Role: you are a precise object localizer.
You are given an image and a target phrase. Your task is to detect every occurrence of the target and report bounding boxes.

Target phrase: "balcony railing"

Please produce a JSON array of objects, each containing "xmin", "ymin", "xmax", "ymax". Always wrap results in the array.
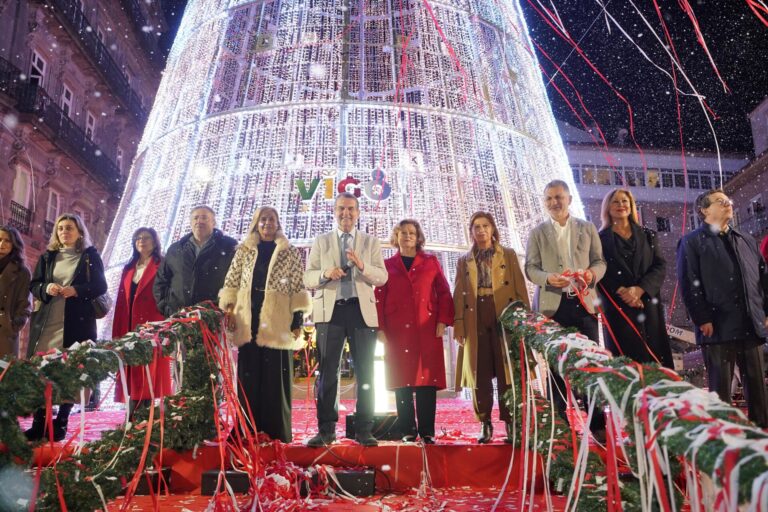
[
  {"xmin": 0, "ymin": 56, "xmax": 124, "ymax": 196},
  {"xmin": 9, "ymin": 201, "xmax": 33, "ymax": 235},
  {"xmin": 118, "ymin": 0, "xmax": 163, "ymax": 64},
  {"xmin": 737, "ymin": 211, "xmax": 768, "ymax": 239},
  {"xmin": 46, "ymin": 0, "xmax": 148, "ymax": 123}
]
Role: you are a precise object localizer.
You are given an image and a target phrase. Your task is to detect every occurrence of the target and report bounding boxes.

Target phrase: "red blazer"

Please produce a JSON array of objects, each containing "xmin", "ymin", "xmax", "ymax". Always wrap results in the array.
[
  {"xmin": 113, "ymin": 258, "xmax": 170, "ymax": 401},
  {"xmin": 375, "ymin": 252, "xmax": 454, "ymax": 390}
]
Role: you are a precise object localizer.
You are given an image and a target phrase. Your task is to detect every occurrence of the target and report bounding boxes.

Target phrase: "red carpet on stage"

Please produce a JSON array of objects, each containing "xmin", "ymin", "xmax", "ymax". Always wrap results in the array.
[{"xmin": 21, "ymin": 398, "xmax": 569, "ymax": 510}]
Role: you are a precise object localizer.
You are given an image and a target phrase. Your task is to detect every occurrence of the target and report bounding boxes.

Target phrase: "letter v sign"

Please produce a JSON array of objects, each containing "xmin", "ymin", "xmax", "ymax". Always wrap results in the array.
[{"xmin": 296, "ymin": 177, "xmax": 321, "ymax": 200}]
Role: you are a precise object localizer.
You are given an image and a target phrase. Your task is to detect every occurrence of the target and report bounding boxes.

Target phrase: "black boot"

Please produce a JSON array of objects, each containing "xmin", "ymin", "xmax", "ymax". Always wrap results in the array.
[
  {"xmin": 53, "ymin": 404, "xmax": 73, "ymax": 442},
  {"xmin": 24, "ymin": 409, "xmax": 47, "ymax": 441},
  {"xmin": 477, "ymin": 421, "xmax": 493, "ymax": 444}
]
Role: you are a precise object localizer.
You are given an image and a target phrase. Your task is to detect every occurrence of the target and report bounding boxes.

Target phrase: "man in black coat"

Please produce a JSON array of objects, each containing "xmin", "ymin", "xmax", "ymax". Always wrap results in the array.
[
  {"xmin": 153, "ymin": 206, "xmax": 237, "ymax": 317},
  {"xmin": 677, "ymin": 188, "xmax": 768, "ymax": 427}
]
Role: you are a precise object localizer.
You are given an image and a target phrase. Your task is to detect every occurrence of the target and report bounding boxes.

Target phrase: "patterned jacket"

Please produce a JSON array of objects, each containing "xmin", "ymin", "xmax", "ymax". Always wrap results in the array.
[{"xmin": 219, "ymin": 226, "xmax": 311, "ymax": 349}]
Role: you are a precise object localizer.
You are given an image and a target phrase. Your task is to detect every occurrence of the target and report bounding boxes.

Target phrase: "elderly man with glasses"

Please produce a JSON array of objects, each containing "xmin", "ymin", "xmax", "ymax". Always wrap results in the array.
[{"xmin": 677, "ymin": 188, "xmax": 768, "ymax": 427}]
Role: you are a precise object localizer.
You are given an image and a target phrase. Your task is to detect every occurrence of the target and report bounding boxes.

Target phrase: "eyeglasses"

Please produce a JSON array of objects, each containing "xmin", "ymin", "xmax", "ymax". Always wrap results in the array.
[
  {"xmin": 135, "ymin": 235, "xmax": 154, "ymax": 242},
  {"xmin": 713, "ymin": 198, "xmax": 734, "ymax": 207}
]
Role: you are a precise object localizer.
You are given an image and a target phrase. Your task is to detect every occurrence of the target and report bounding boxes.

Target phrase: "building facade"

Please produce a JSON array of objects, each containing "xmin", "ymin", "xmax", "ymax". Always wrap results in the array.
[
  {"xmin": 561, "ymin": 121, "xmax": 749, "ymax": 336},
  {"xmin": 727, "ymin": 97, "xmax": 768, "ymax": 242},
  {"xmin": 0, "ymin": 0, "xmax": 167, "ymax": 267}
]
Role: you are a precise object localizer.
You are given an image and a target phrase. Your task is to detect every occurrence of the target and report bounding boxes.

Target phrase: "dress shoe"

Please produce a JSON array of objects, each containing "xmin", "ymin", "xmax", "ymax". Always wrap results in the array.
[
  {"xmin": 504, "ymin": 421, "xmax": 515, "ymax": 444},
  {"xmin": 355, "ymin": 432, "xmax": 379, "ymax": 447},
  {"xmin": 306, "ymin": 432, "xmax": 336, "ymax": 447},
  {"xmin": 421, "ymin": 436, "xmax": 436, "ymax": 444},
  {"xmin": 401, "ymin": 434, "xmax": 417, "ymax": 443},
  {"xmin": 477, "ymin": 421, "xmax": 493, "ymax": 444}
]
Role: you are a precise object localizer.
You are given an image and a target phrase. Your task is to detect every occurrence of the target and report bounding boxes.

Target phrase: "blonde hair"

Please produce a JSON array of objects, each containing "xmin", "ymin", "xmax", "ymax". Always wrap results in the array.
[
  {"xmin": 600, "ymin": 188, "xmax": 640, "ymax": 230},
  {"xmin": 47, "ymin": 213, "xmax": 93, "ymax": 251},
  {"xmin": 390, "ymin": 219, "xmax": 426, "ymax": 251}
]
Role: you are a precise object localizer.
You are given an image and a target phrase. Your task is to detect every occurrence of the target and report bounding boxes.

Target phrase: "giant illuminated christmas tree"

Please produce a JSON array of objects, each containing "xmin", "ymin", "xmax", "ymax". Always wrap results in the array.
[{"xmin": 101, "ymin": 0, "xmax": 583, "ymax": 291}]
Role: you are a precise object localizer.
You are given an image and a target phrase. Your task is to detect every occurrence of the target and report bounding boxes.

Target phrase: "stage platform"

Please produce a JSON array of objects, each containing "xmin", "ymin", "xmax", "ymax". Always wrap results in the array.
[{"xmin": 22, "ymin": 398, "xmax": 572, "ymax": 510}]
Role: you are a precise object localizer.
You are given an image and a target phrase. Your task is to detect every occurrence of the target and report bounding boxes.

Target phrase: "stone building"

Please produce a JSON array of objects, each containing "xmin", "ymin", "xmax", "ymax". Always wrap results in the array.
[
  {"xmin": 726, "ymin": 97, "xmax": 768, "ymax": 242},
  {"xmin": 560, "ymin": 121, "xmax": 749, "ymax": 339},
  {"xmin": 0, "ymin": 0, "xmax": 168, "ymax": 266}
]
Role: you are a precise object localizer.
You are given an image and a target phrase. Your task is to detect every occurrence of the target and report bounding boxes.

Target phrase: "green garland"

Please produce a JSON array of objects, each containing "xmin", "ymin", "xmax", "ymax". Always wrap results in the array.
[
  {"xmin": 500, "ymin": 302, "xmax": 767, "ymax": 509},
  {"xmin": 0, "ymin": 302, "xmax": 223, "ymax": 511}
]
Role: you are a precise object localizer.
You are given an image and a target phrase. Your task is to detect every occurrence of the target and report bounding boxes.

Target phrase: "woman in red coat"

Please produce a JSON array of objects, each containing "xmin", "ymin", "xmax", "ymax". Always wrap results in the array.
[
  {"xmin": 375, "ymin": 219, "xmax": 454, "ymax": 443},
  {"xmin": 113, "ymin": 227, "xmax": 170, "ymax": 417}
]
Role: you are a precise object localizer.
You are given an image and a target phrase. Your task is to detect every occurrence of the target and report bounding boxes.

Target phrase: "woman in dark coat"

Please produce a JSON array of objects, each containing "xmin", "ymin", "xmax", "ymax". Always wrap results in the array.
[
  {"xmin": 219, "ymin": 206, "xmax": 311, "ymax": 443},
  {"xmin": 0, "ymin": 225, "xmax": 31, "ymax": 358},
  {"xmin": 375, "ymin": 219, "xmax": 454, "ymax": 444},
  {"xmin": 112, "ymin": 228, "xmax": 170, "ymax": 417},
  {"xmin": 26, "ymin": 213, "xmax": 107, "ymax": 441},
  {"xmin": 597, "ymin": 188, "xmax": 673, "ymax": 368}
]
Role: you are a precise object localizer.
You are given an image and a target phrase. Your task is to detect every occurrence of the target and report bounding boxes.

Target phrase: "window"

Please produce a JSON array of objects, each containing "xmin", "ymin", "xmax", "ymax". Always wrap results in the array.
[
  {"xmin": 647, "ymin": 170, "xmax": 660, "ymax": 188},
  {"xmin": 700, "ymin": 174, "xmax": 712, "ymax": 190},
  {"xmin": 61, "ymin": 84, "xmax": 74, "ymax": 117},
  {"xmin": 688, "ymin": 173, "xmax": 700, "ymax": 189},
  {"xmin": 571, "ymin": 166, "xmax": 580, "ymax": 184},
  {"xmin": 612, "ymin": 169, "xmax": 624, "ymax": 186},
  {"xmin": 625, "ymin": 170, "xmax": 645, "ymax": 187},
  {"xmin": 47, "ymin": 190, "xmax": 60, "ymax": 222},
  {"xmin": 582, "ymin": 166, "xmax": 611, "ymax": 186},
  {"xmin": 116, "ymin": 147, "xmax": 124, "ymax": 172},
  {"xmin": 86, "ymin": 111, "xmax": 96, "ymax": 140},
  {"xmin": 687, "ymin": 212, "xmax": 700, "ymax": 231},
  {"xmin": 661, "ymin": 172, "xmax": 674, "ymax": 188},
  {"xmin": 656, "ymin": 216, "xmax": 671, "ymax": 233},
  {"xmin": 30, "ymin": 50, "xmax": 46, "ymax": 87},
  {"xmin": 12, "ymin": 167, "xmax": 31, "ymax": 207},
  {"xmin": 674, "ymin": 170, "xmax": 686, "ymax": 188}
]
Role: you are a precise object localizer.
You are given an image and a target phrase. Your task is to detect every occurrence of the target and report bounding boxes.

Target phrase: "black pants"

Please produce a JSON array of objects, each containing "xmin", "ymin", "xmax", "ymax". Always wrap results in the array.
[
  {"xmin": 473, "ymin": 295, "xmax": 511, "ymax": 423},
  {"xmin": 550, "ymin": 294, "xmax": 604, "ymax": 430},
  {"xmin": 702, "ymin": 342, "xmax": 768, "ymax": 427},
  {"xmin": 395, "ymin": 386, "xmax": 437, "ymax": 438},
  {"xmin": 237, "ymin": 343, "xmax": 293, "ymax": 443},
  {"xmin": 315, "ymin": 300, "xmax": 377, "ymax": 435}
]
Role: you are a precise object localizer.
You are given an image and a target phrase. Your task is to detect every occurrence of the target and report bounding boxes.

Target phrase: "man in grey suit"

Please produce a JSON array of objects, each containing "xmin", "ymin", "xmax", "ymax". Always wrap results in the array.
[
  {"xmin": 304, "ymin": 192, "xmax": 388, "ymax": 447},
  {"xmin": 525, "ymin": 180, "xmax": 607, "ymax": 431}
]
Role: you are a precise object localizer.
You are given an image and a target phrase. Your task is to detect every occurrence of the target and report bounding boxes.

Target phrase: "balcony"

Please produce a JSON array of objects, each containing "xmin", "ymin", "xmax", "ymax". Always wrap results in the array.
[
  {"xmin": 44, "ymin": 220, "xmax": 55, "ymax": 238},
  {"xmin": 737, "ymin": 211, "xmax": 768, "ymax": 239},
  {"xmin": 9, "ymin": 201, "xmax": 33, "ymax": 235},
  {"xmin": 118, "ymin": 0, "xmax": 163, "ymax": 65},
  {"xmin": 0, "ymin": 57, "xmax": 124, "ymax": 196},
  {"xmin": 45, "ymin": 0, "xmax": 148, "ymax": 123}
]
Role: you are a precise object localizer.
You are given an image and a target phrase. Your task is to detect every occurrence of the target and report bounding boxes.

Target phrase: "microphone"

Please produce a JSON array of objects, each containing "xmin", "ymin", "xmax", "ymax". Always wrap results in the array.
[{"xmin": 320, "ymin": 263, "xmax": 353, "ymax": 285}]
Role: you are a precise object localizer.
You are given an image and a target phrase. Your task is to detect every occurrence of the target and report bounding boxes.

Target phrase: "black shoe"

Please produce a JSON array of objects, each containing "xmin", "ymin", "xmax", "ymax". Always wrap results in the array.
[
  {"xmin": 402, "ymin": 434, "xmax": 417, "ymax": 443},
  {"xmin": 504, "ymin": 422, "xmax": 514, "ymax": 444},
  {"xmin": 355, "ymin": 432, "xmax": 379, "ymax": 447},
  {"xmin": 24, "ymin": 409, "xmax": 47, "ymax": 441},
  {"xmin": 477, "ymin": 422, "xmax": 493, "ymax": 444},
  {"xmin": 306, "ymin": 432, "xmax": 336, "ymax": 447},
  {"xmin": 421, "ymin": 436, "xmax": 435, "ymax": 444}
]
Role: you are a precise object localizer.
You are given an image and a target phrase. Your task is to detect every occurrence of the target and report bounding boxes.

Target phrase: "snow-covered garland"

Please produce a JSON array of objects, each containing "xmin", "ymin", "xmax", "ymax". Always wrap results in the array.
[
  {"xmin": 499, "ymin": 302, "xmax": 768, "ymax": 511},
  {"xmin": 0, "ymin": 303, "xmax": 337, "ymax": 512}
]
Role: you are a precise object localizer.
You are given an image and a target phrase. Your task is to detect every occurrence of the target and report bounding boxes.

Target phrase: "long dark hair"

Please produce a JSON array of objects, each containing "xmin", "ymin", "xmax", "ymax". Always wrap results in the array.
[
  {"xmin": 0, "ymin": 225, "xmax": 28, "ymax": 271},
  {"xmin": 126, "ymin": 227, "xmax": 162, "ymax": 269}
]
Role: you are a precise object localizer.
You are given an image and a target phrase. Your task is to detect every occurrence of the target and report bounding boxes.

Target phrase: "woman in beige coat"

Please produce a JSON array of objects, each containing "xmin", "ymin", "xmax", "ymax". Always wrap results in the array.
[
  {"xmin": 219, "ymin": 207, "xmax": 311, "ymax": 443},
  {"xmin": 453, "ymin": 212, "xmax": 529, "ymax": 443},
  {"xmin": 0, "ymin": 225, "xmax": 31, "ymax": 358}
]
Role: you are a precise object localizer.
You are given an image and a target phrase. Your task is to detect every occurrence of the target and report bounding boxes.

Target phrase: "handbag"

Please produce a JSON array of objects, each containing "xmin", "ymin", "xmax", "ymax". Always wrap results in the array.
[{"xmin": 85, "ymin": 253, "xmax": 112, "ymax": 319}]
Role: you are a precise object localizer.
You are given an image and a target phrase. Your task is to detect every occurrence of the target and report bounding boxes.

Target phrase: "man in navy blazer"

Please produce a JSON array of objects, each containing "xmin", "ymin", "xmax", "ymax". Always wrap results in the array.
[
  {"xmin": 304, "ymin": 193, "xmax": 388, "ymax": 446},
  {"xmin": 677, "ymin": 188, "xmax": 768, "ymax": 427}
]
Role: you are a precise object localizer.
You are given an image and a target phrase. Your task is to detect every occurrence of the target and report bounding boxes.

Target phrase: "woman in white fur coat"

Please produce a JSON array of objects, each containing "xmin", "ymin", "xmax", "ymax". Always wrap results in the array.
[{"xmin": 219, "ymin": 206, "xmax": 311, "ymax": 443}]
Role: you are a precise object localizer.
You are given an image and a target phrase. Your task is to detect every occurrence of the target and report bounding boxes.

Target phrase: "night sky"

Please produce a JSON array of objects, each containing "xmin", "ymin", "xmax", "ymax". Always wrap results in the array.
[
  {"xmin": 159, "ymin": 1, "xmax": 767, "ymax": 154},
  {"xmin": 521, "ymin": 1, "xmax": 768, "ymax": 154}
]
